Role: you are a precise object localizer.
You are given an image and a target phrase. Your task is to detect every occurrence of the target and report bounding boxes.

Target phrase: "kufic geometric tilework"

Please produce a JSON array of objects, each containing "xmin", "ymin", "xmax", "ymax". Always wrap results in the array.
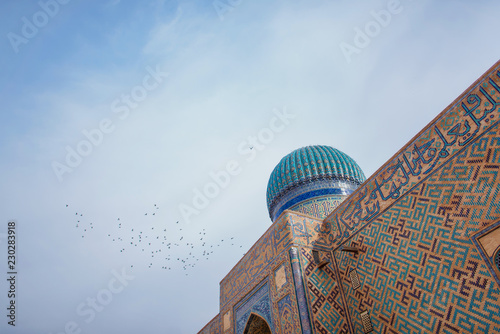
[
  {"xmin": 300, "ymin": 247, "xmax": 350, "ymax": 334},
  {"xmin": 335, "ymin": 118, "xmax": 500, "ymax": 333},
  {"xmin": 336, "ymin": 178, "xmax": 500, "ymax": 332},
  {"xmin": 329, "ymin": 63, "xmax": 500, "ymax": 334}
]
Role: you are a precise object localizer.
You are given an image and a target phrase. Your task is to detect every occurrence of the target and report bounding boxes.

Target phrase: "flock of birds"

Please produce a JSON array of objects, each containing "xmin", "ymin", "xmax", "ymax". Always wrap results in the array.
[{"xmin": 67, "ymin": 203, "xmax": 245, "ymax": 275}]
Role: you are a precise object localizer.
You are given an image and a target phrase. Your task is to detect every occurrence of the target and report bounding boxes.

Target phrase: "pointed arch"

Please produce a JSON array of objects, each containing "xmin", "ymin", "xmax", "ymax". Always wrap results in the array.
[{"xmin": 243, "ymin": 313, "xmax": 272, "ymax": 334}]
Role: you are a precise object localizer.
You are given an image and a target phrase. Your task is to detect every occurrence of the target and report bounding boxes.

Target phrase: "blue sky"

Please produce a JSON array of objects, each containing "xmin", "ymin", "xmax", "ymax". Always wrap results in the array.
[{"xmin": 0, "ymin": 0, "xmax": 499, "ymax": 333}]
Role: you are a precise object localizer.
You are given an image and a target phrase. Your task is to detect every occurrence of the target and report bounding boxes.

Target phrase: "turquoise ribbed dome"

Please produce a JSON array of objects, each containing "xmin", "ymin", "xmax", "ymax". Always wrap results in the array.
[{"xmin": 266, "ymin": 145, "xmax": 366, "ymax": 220}]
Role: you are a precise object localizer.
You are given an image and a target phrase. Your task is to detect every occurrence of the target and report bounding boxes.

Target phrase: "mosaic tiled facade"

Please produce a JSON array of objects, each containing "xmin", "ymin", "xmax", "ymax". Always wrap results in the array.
[
  {"xmin": 289, "ymin": 195, "xmax": 347, "ymax": 220},
  {"xmin": 198, "ymin": 60, "xmax": 500, "ymax": 333}
]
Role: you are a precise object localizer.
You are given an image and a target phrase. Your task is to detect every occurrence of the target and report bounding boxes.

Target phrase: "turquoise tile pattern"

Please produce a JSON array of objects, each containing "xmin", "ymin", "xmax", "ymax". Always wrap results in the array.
[{"xmin": 267, "ymin": 146, "xmax": 366, "ymax": 221}]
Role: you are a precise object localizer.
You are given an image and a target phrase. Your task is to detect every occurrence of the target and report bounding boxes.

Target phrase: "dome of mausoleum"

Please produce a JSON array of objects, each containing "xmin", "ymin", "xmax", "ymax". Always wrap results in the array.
[{"xmin": 266, "ymin": 145, "xmax": 366, "ymax": 221}]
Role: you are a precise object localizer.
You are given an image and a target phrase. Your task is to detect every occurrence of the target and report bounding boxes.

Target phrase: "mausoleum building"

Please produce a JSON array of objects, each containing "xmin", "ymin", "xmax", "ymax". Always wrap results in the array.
[{"xmin": 198, "ymin": 60, "xmax": 500, "ymax": 334}]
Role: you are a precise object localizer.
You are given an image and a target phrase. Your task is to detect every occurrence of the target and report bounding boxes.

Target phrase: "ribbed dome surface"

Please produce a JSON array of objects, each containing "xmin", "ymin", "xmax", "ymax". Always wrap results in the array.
[{"xmin": 266, "ymin": 146, "xmax": 366, "ymax": 218}]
